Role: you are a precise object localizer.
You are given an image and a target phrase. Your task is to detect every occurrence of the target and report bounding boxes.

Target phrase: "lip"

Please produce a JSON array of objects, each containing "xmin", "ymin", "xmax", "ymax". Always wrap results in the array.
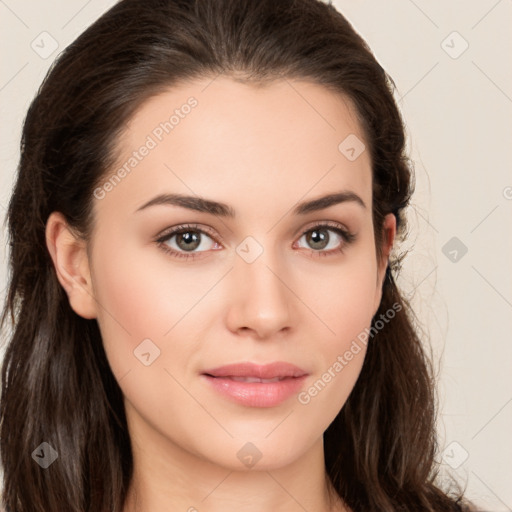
[{"xmin": 201, "ymin": 362, "xmax": 309, "ymax": 408}]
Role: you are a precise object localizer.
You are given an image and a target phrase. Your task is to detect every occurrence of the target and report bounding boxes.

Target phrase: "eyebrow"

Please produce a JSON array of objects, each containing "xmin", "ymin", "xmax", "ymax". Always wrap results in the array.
[{"xmin": 134, "ymin": 190, "xmax": 366, "ymax": 217}]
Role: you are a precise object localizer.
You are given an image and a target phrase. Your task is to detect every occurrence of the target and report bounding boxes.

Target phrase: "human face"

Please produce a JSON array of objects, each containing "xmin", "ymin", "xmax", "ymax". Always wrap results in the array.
[{"xmin": 83, "ymin": 76, "xmax": 393, "ymax": 471}]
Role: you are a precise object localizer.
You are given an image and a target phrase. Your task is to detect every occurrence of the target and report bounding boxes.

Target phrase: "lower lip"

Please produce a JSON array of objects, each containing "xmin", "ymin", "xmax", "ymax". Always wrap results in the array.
[{"xmin": 201, "ymin": 375, "xmax": 308, "ymax": 407}]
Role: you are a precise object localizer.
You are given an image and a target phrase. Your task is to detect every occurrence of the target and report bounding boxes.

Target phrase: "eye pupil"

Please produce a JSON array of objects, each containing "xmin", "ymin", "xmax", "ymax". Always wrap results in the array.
[
  {"xmin": 307, "ymin": 228, "xmax": 329, "ymax": 250},
  {"xmin": 177, "ymin": 231, "xmax": 201, "ymax": 251}
]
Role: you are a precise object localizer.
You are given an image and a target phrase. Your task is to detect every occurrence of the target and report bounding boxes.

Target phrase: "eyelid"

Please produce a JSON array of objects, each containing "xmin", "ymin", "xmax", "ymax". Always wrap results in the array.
[
  {"xmin": 297, "ymin": 219, "xmax": 352, "ymax": 237},
  {"xmin": 155, "ymin": 223, "xmax": 220, "ymax": 243},
  {"xmin": 156, "ymin": 220, "xmax": 353, "ymax": 242},
  {"xmin": 157, "ymin": 223, "xmax": 206, "ymax": 235}
]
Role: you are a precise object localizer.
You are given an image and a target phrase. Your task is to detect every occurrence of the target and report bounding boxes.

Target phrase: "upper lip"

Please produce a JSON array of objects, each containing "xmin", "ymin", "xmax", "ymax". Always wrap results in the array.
[{"xmin": 202, "ymin": 362, "xmax": 308, "ymax": 379}]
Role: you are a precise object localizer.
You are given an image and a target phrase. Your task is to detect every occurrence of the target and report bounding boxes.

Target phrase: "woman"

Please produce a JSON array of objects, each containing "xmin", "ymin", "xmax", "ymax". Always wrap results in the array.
[{"xmin": 0, "ymin": 0, "xmax": 474, "ymax": 510}]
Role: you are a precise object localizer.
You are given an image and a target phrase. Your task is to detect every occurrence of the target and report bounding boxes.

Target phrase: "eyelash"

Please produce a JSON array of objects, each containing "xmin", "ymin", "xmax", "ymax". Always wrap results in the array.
[{"xmin": 155, "ymin": 222, "xmax": 356, "ymax": 261}]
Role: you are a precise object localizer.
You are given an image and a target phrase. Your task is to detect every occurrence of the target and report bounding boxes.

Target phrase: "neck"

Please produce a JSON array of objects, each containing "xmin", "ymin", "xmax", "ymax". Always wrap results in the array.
[{"xmin": 121, "ymin": 407, "xmax": 348, "ymax": 512}]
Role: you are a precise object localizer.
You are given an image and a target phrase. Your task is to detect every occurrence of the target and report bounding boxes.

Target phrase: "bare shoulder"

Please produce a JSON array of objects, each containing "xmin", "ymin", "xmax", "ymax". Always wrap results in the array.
[{"xmin": 459, "ymin": 500, "xmax": 484, "ymax": 512}]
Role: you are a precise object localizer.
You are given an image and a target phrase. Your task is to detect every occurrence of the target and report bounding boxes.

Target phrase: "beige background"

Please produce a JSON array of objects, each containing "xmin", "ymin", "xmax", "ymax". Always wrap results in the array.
[{"xmin": 1, "ymin": 1, "xmax": 511, "ymax": 510}]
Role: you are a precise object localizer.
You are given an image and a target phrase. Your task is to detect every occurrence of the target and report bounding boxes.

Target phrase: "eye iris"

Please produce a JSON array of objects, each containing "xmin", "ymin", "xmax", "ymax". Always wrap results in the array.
[
  {"xmin": 176, "ymin": 231, "xmax": 201, "ymax": 251},
  {"xmin": 307, "ymin": 228, "xmax": 329, "ymax": 250}
]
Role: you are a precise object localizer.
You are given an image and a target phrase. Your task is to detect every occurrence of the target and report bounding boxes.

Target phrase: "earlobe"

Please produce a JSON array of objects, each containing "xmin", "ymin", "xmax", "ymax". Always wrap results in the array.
[{"xmin": 45, "ymin": 212, "xmax": 97, "ymax": 319}]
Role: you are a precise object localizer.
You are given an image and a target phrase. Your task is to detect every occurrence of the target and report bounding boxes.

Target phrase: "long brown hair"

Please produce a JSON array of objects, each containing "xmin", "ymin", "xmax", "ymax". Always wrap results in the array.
[{"xmin": 1, "ymin": 0, "xmax": 469, "ymax": 510}]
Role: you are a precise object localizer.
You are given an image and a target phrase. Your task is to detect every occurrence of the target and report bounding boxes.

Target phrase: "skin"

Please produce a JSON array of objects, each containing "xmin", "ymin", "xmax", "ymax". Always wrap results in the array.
[{"xmin": 46, "ymin": 76, "xmax": 396, "ymax": 512}]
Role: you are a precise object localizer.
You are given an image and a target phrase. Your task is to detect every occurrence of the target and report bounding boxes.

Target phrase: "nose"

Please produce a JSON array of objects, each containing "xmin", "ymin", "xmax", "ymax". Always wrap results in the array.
[{"xmin": 225, "ymin": 245, "xmax": 294, "ymax": 339}]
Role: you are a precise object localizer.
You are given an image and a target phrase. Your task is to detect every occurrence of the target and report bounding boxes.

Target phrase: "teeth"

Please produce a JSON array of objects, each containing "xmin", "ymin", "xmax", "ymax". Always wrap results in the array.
[{"xmin": 228, "ymin": 376, "xmax": 284, "ymax": 383}]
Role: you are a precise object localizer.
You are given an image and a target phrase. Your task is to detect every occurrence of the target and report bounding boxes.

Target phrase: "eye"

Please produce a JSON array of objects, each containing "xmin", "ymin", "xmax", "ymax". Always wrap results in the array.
[
  {"xmin": 294, "ymin": 222, "xmax": 356, "ymax": 257},
  {"xmin": 155, "ymin": 221, "xmax": 356, "ymax": 261},
  {"xmin": 156, "ymin": 224, "xmax": 221, "ymax": 260}
]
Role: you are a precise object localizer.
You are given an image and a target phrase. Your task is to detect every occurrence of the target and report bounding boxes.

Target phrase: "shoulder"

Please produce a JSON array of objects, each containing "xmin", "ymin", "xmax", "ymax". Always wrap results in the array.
[{"xmin": 458, "ymin": 501, "xmax": 482, "ymax": 512}]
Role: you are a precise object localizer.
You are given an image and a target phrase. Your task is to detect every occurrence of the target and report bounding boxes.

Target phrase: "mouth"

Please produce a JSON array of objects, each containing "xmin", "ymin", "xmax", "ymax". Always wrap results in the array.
[
  {"xmin": 205, "ymin": 375, "xmax": 291, "ymax": 383},
  {"xmin": 201, "ymin": 361, "xmax": 309, "ymax": 379},
  {"xmin": 200, "ymin": 361, "xmax": 309, "ymax": 407}
]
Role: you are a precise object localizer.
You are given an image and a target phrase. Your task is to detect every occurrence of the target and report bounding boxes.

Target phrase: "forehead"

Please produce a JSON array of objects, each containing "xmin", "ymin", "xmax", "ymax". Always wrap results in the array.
[{"xmin": 99, "ymin": 76, "xmax": 372, "ymax": 218}]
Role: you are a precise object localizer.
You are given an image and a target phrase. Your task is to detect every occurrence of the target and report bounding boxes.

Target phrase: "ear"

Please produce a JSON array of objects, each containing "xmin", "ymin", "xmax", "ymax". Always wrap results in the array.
[
  {"xmin": 45, "ymin": 212, "xmax": 97, "ymax": 319},
  {"xmin": 372, "ymin": 213, "xmax": 397, "ymax": 316}
]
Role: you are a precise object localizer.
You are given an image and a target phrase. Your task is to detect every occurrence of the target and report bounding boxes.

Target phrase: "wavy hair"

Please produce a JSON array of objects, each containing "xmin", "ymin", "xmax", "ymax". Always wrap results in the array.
[{"xmin": 1, "ymin": 0, "xmax": 470, "ymax": 510}]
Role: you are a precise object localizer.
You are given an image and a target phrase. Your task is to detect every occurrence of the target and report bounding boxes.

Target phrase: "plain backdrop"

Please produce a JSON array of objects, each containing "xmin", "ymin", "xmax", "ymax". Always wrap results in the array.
[{"xmin": 1, "ymin": 1, "xmax": 511, "ymax": 510}]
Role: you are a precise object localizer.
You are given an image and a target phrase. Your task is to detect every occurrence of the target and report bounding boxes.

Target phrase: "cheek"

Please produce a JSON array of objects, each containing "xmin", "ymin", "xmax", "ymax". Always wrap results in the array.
[
  {"xmin": 90, "ymin": 236, "xmax": 192, "ymax": 377},
  {"xmin": 295, "ymin": 250, "xmax": 378, "ymax": 408},
  {"xmin": 297, "ymin": 247, "xmax": 378, "ymax": 346},
  {"xmin": 90, "ymin": 233, "xmax": 232, "ymax": 392}
]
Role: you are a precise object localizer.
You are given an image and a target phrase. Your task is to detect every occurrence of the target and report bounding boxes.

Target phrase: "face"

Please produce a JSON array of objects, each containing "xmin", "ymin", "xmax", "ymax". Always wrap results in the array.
[{"xmin": 49, "ymin": 76, "xmax": 395, "ymax": 472}]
